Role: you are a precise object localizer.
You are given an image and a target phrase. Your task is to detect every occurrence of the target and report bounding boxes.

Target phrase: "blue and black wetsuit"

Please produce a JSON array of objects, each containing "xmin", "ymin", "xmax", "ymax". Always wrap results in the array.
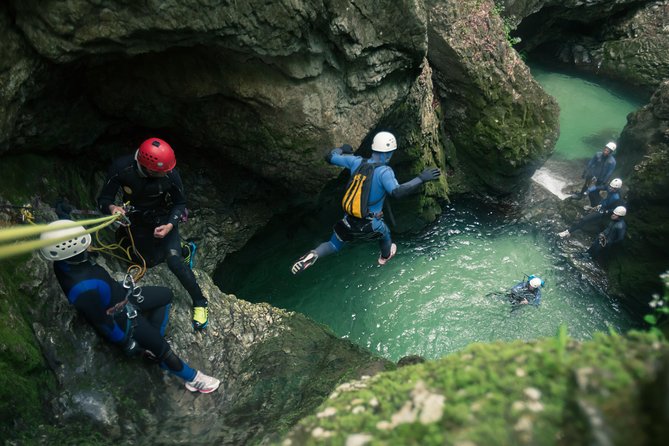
[
  {"xmin": 53, "ymin": 255, "xmax": 196, "ymax": 381},
  {"xmin": 97, "ymin": 155, "xmax": 206, "ymax": 307},
  {"xmin": 509, "ymin": 282, "xmax": 542, "ymax": 306},
  {"xmin": 568, "ymin": 189, "xmax": 624, "ymax": 234},
  {"xmin": 588, "ymin": 217, "xmax": 627, "ymax": 258},
  {"xmin": 314, "ymin": 149, "xmax": 425, "ymax": 259},
  {"xmin": 581, "ymin": 151, "xmax": 616, "ymax": 206}
]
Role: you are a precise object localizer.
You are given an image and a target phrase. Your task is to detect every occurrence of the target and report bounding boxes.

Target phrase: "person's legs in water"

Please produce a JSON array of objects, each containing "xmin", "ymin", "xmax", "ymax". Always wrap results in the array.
[
  {"xmin": 161, "ymin": 228, "xmax": 209, "ymax": 331},
  {"xmin": 291, "ymin": 231, "xmax": 344, "ymax": 274},
  {"xmin": 373, "ymin": 219, "xmax": 396, "ymax": 265}
]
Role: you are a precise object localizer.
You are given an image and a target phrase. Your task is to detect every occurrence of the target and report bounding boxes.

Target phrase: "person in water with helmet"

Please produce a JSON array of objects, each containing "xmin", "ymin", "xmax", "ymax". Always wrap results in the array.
[
  {"xmin": 508, "ymin": 276, "xmax": 544, "ymax": 306},
  {"xmin": 97, "ymin": 138, "xmax": 209, "ymax": 331},
  {"xmin": 291, "ymin": 131, "xmax": 441, "ymax": 274},
  {"xmin": 587, "ymin": 206, "xmax": 627, "ymax": 259},
  {"xmin": 577, "ymin": 141, "xmax": 617, "ymax": 207},
  {"xmin": 39, "ymin": 220, "xmax": 220, "ymax": 393},
  {"xmin": 558, "ymin": 178, "xmax": 624, "ymax": 238}
]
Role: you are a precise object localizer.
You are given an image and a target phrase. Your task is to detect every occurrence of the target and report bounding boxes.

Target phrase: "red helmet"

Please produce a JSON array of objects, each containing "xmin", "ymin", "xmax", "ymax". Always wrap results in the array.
[{"xmin": 136, "ymin": 138, "xmax": 176, "ymax": 172}]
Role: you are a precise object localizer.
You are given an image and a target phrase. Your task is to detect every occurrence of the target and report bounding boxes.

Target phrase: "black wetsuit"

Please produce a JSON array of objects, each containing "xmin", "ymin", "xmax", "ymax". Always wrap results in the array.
[
  {"xmin": 588, "ymin": 217, "xmax": 627, "ymax": 258},
  {"xmin": 568, "ymin": 190, "xmax": 624, "ymax": 234},
  {"xmin": 580, "ymin": 151, "xmax": 616, "ymax": 206},
  {"xmin": 97, "ymin": 155, "xmax": 206, "ymax": 307},
  {"xmin": 53, "ymin": 254, "xmax": 195, "ymax": 381}
]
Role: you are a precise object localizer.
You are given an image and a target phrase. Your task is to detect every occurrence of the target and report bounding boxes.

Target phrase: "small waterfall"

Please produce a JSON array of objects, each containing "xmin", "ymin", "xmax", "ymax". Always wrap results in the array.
[{"xmin": 531, "ymin": 166, "xmax": 572, "ymax": 200}]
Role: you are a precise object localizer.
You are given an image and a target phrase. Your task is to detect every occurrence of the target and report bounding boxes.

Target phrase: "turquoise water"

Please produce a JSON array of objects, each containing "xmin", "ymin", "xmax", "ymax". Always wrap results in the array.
[
  {"xmin": 226, "ymin": 204, "xmax": 635, "ymax": 362},
  {"xmin": 224, "ymin": 67, "xmax": 642, "ymax": 362},
  {"xmin": 529, "ymin": 64, "xmax": 644, "ymax": 159}
]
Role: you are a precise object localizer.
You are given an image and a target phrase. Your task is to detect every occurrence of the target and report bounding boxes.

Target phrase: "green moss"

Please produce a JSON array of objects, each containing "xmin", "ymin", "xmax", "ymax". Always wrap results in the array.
[
  {"xmin": 0, "ymin": 256, "xmax": 56, "ymax": 439},
  {"xmin": 282, "ymin": 331, "xmax": 668, "ymax": 445}
]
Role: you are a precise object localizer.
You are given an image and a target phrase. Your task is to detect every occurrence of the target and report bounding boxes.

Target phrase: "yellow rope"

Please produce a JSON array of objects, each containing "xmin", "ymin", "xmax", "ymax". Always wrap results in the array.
[
  {"xmin": 0, "ymin": 214, "xmax": 118, "ymax": 243},
  {"xmin": 0, "ymin": 215, "xmax": 120, "ymax": 260}
]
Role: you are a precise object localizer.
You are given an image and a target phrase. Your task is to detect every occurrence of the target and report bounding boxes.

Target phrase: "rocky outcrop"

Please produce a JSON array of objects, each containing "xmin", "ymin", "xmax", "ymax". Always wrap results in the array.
[
  {"xmin": 505, "ymin": 0, "xmax": 669, "ymax": 90},
  {"xmin": 610, "ymin": 80, "xmax": 669, "ymax": 302},
  {"xmin": 427, "ymin": 0, "xmax": 560, "ymax": 194},
  {"xmin": 282, "ymin": 331, "xmax": 669, "ymax": 445},
  {"xmin": 2, "ymin": 249, "xmax": 389, "ymax": 444}
]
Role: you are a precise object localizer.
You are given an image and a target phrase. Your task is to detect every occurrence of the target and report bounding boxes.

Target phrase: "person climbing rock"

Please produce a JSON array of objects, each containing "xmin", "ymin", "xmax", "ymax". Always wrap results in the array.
[
  {"xmin": 291, "ymin": 131, "xmax": 441, "ymax": 274},
  {"xmin": 576, "ymin": 141, "xmax": 617, "ymax": 206},
  {"xmin": 39, "ymin": 220, "xmax": 220, "ymax": 393},
  {"xmin": 558, "ymin": 178, "xmax": 624, "ymax": 238},
  {"xmin": 508, "ymin": 276, "xmax": 544, "ymax": 306},
  {"xmin": 587, "ymin": 206, "xmax": 627, "ymax": 259},
  {"xmin": 97, "ymin": 137, "xmax": 209, "ymax": 330}
]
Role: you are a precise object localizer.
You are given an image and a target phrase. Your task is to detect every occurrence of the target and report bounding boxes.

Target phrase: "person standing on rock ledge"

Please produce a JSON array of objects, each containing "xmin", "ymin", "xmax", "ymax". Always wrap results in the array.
[
  {"xmin": 39, "ymin": 220, "xmax": 220, "ymax": 394},
  {"xmin": 576, "ymin": 141, "xmax": 617, "ymax": 206},
  {"xmin": 291, "ymin": 131, "xmax": 441, "ymax": 274},
  {"xmin": 97, "ymin": 138, "xmax": 209, "ymax": 331},
  {"xmin": 587, "ymin": 206, "xmax": 627, "ymax": 260}
]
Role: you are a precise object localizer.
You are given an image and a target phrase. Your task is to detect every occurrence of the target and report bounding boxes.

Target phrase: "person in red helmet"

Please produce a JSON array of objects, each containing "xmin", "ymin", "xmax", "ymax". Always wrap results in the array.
[{"xmin": 97, "ymin": 138, "xmax": 209, "ymax": 331}]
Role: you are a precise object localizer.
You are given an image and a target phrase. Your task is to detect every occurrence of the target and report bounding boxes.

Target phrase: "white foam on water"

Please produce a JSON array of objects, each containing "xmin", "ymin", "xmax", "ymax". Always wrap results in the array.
[{"xmin": 531, "ymin": 167, "xmax": 571, "ymax": 200}]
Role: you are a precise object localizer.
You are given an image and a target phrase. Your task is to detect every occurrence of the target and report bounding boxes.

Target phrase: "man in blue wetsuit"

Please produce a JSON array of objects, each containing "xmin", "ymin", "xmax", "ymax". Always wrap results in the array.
[
  {"xmin": 578, "ymin": 142, "xmax": 617, "ymax": 206},
  {"xmin": 587, "ymin": 206, "xmax": 627, "ymax": 259},
  {"xmin": 40, "ymin": 220, "xmax": 220, "ymax": 394},
  {"xmin": 291, "ymin": 131, "xmax": 441, "ymax": 274},
  {"xmin": 558, "ymin": 178, "xmax": 624, "ymax": 238},
  {"xmin": 508, "ymin": 276, "xmax": 543, "ymax": 306}
]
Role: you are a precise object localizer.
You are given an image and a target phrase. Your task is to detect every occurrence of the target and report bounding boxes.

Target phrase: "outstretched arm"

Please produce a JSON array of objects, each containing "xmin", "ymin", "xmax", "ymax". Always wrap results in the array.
[{"xmin": 389, "ymin": 167, "xmax": 440, "ymax": 199}]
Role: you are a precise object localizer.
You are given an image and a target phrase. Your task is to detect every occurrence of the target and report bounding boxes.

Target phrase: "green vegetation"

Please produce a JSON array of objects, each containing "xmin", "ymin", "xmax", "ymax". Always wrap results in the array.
[
  {"xmin": 284, "ymin": 330, "xmax": 668, "ymax": 445},
  {"xmin": 0, "ymin": 256, "xmax": 55, "ymax": 440}
]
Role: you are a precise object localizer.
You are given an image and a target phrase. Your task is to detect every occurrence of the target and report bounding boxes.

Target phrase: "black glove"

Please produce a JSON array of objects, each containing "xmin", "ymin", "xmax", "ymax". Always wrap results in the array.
[
  {"xmin": 121, "ymin": 337, "xmax": 144, "ymax": 357},
  {"xmin": 340, "ymin": 144, "xmax": 354, "ymax": 154},
  {"xmin": 419, "ymin": 167, "xmax": 441, "ymax": 182}
]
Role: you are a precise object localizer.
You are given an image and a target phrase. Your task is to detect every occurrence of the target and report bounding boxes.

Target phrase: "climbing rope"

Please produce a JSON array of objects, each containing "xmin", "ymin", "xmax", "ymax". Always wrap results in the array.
[{"xmin": 0, "ymin": 214, "xmax": 120, "ymax": 260}]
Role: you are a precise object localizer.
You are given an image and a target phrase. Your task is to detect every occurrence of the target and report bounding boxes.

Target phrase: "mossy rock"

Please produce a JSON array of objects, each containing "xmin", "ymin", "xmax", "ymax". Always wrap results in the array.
[{"xmin": 282, "ymin": 331, "xmax": 668, "ymax": 445}]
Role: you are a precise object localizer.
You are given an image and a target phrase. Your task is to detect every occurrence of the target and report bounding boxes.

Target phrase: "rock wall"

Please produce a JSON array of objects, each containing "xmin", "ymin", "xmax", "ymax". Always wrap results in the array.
[
  {"xmin": 427, "ymin": 0, "xmax": 560, "ymax": 194},
  {"xmin": 504, "ymin": 0, "xmax": 669, "ymax": 90},
  {"xmin": 611, "ymin": 80, "xmax": 669, "ymax": 302}
]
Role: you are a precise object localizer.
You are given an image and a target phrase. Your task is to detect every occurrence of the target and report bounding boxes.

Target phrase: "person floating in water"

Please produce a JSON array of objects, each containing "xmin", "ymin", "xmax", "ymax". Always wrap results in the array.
[
  {"xmin": 587, "ymin": 206, "xmax": 627, "ymax": 260},
  {"xmin": 508, "ymin": 276, "xmax": 544, "ymax": 306},
  {"xmin": 40, "ymin": 220, "xmax": 220, "ymax": 394},
  {"xmin": 97, "ymin": 138, "xmax": 209, "ymax": 331},
  {"xmin": 576, "ymin": 141, "xmax": 617, "ymax": 206},
  {"xmin": 291, "ymin": 131, "xmax": 441, "ymax": 274},
  {"xmin": 558, "ymin": 178, "xmax": 624, "ymax": 238}
]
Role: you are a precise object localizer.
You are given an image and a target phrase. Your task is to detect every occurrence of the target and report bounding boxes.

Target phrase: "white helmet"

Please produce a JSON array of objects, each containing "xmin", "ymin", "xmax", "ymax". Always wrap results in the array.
[
  {"xmin": 613, "ymin": 206, "xmax": 627, "ymax": 217},
  {"xmin": 605, "ymin": 142, "xmax": 617, "ymax": 151},
  {"xmin": 609, "ymin": 178, "xmax": 622, "ymax": 189},
  {"xmin": 529, "ymin": 277, "xmax": 542, "ymax": 289},
  {"xmin": 371, "ymin": 132, "xmax": 397, "ymax": 153},
  {"xmin": 39, "ymin": 220, "xmax": 92, "ymax": 261}
]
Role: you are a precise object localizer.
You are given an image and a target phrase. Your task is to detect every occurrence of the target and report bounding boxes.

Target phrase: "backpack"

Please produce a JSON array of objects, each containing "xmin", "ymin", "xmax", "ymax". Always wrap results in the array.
[{"xmin": 341, "ymin": 161, "xmax": 381, "ymax": 219}]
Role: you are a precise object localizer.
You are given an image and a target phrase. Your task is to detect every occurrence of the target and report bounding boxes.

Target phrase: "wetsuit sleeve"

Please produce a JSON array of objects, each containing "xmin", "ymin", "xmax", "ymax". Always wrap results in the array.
[
  {"xmin": 584, "ymin": 155, "xmax": 596, "ymax": 177},
  {"xmin": 167, "ymin": 170, "xmax": 187, "ymax": 228},
  {"xmin": 97, "ymin": 159, "xmax": 124, "ymax": 214},
  {"xmin": 73, "ymin": 291, "xmax": 127, "ymax": 343},
  {"xmin": 329, "ymin": 151, "xmax": 362, "ymax": 171},
  {"xmin": 389, "ymin": 169, "xmax": 423, "ymax": 199}
]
